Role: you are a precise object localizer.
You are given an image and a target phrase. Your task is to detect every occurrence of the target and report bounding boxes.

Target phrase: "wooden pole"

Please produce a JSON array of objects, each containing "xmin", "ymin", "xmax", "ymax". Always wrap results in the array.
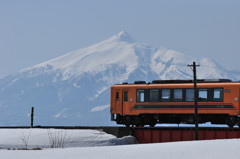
[{"xmin": 31, "ymin": 107, "xmax": 34, "ymax": 128}]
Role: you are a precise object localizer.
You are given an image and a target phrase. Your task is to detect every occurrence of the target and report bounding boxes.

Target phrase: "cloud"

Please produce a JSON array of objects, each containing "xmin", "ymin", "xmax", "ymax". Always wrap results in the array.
[{"xmin": 90, "ymin": 105, "xmax": 110, "ymax": 112}]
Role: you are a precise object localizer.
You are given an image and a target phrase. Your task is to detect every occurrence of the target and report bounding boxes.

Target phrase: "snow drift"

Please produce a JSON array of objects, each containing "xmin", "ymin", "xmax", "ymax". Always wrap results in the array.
[{"xmin": 0, "ymin": 129, "xmax": 137, "ymax": 149}]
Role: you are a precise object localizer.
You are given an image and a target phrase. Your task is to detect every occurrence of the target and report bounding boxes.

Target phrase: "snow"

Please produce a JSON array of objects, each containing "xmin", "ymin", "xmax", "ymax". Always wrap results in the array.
[
  {"xmin": 0, "ymin": 129, "xmax": 137, "ymax": 149},
  {"xmin": 1, "ymin": 128, "xmax": 240, "ymax": 159}
]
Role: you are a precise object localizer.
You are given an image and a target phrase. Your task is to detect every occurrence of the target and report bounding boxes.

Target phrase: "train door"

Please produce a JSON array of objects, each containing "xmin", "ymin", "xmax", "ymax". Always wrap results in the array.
[
  {"xmin": 122, "ymin": 89, "xmax": 130, "ymax": 115},
  {"xmin": 113, "ymin": 89, "xmax": 123, "ymax": 114}
]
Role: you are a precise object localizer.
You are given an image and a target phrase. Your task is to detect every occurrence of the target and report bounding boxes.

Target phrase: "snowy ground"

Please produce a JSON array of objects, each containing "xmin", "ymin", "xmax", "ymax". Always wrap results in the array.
[
  {"xmin": 0, "ymin": 128, "xmax": 137, "ymax": 149},
  {"xmin": 1, "ymin": 129, "xmax": 240, "ymax": 159}
]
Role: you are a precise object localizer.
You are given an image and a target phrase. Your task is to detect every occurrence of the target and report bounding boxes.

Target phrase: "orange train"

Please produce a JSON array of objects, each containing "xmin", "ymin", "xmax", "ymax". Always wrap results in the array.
[{"xmin": 110, "ymin": 79, "xmax": 240, "ymax": 127}]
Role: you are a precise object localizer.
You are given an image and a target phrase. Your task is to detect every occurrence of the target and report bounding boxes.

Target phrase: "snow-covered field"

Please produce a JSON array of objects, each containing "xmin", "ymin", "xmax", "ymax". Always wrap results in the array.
[
  {"xmin": 1, "ymin": 129, "xmax": 240, "ymax": 159},
  {"xmin": 0, "ymin": 128, "xmax": 137, "ymax": 149}
]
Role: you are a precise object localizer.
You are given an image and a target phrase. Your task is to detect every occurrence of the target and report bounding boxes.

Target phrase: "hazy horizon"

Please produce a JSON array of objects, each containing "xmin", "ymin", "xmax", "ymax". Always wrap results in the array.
[{"xmin": 1, "ymin": 0, "xmax": 240, "ymax": 79}]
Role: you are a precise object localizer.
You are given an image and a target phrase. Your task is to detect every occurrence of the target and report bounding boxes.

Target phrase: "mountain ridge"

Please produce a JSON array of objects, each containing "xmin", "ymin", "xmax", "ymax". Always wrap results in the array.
[{"xmin": 0, "ymin": 31, "xmax": 240, "ymax": 126}]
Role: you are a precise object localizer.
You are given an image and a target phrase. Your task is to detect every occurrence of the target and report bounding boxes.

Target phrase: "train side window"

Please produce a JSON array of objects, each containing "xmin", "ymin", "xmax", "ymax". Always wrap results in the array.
[
  {"xmin": 213, "ymin": 88, "xmax": 223, "ymax": 102},
  {"xmin": 198, "ymin": 89, "xmax": 208, "ymax": 101},
  {"xmin": 137, "ymin": 90, "xmax": 145, "ymax": 102},
  {"xmin": 173, "ymin": 89, "xmax": 183, "ymax": 101},
  {"xmin": 150, "ymin": 89, "xmax": 158, "ymax": 102},
  {"xmin": 116, "ymin": 92, "xmax": 119, "ymax": 101},
  {"xmin": 186, "ymin": 89, "xmax": 194, "ymax": 102},
  {"xmin": 162, "ymin": 89, "xmax": 170, "ymax": 102},
  {"xmin": 124, "ymin": 91, "xmax": 128, "ymax": 101},
  {"xmin": 144, "ymin": 89, "xmax": 150, "ymax": 102}
]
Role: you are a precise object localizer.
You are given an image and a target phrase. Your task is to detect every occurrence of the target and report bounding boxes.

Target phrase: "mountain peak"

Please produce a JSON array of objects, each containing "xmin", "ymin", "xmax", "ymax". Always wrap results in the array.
[
  {"xmin": 108, "ymin": 31, "xmax": 135, "ymax": 43},
  {"xmin": 116, "ymin": 31, "xmax": 130, "ymax": 37}
]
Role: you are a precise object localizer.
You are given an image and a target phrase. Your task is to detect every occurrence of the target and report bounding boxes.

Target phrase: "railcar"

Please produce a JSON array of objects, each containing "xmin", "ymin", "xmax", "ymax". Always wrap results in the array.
[{"xmin": 110, "ymin": 79, "xmax": 240, "ymax": 127}]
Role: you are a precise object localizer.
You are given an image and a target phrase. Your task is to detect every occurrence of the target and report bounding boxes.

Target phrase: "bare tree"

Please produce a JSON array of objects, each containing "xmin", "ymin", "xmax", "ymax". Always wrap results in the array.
[
  {"xmin": 21, "ymin": 129, "xmax": 32, "ymax": 149},
  {"xmin": 47, "ymin": 130, "xmax": 70, "ymax": 148}
]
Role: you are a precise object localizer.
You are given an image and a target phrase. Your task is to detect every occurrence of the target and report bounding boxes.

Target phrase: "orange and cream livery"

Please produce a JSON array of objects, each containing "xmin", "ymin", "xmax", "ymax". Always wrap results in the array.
[{"xmin": 110, "ymin": 79, "xmax": 240, "ymax": 127}]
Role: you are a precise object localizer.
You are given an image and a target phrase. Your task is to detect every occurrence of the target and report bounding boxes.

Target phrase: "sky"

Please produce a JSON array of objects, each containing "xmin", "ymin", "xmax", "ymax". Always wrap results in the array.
[{"xmin": 1, "ymin": 0, "xmax": 240, "ymax": 79}]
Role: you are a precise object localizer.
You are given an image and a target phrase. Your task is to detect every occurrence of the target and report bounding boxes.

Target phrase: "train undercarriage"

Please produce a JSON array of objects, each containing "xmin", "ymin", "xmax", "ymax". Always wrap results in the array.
[{"xmin": 112, "ymin": 114, "xmax": 240, "ymax": 128}]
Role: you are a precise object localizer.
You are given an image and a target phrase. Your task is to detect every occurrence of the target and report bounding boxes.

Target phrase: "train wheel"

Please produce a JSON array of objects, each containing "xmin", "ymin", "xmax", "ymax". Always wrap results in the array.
[
  {"xmin": 149, "ymin": 123, "xmax": 156, "ymax": 127},
  {"xmin": 149, "ymin": 120, "xmax": 157, "ymax": 127},
  {"xmin": 227, "ymin": 123, "xmax": 234, "ymax": 128},
  {"xmin": 124, "ymin": 116, "xmax": 132, "ymax": 128},
  {"xmin": 134, "ymin": 116, "xmax": 143, "ymax": 127},
  {"xmin": 226, "ymin": 117, "xmax": 236, "ymax": 128},
  {"xmin": 125, "ymin": 124, "xmax": 130, "ymax": 127},
  {"xmin": 140, "ymin": 123, "xmax": 145, "ymax": 127}
]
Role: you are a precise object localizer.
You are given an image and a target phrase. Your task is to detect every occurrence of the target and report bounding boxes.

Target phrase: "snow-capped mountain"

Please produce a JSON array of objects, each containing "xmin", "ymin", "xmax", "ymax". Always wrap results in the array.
[{"xmin": 0, "ymin": 31, "xmax": 240, "ymax": 126}]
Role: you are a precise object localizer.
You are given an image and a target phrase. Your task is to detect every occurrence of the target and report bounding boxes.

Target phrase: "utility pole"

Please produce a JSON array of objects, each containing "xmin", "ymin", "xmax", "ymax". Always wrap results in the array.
[{"xmin": 187, "ymin": 62, "xmax": 200, "ymax": 140}]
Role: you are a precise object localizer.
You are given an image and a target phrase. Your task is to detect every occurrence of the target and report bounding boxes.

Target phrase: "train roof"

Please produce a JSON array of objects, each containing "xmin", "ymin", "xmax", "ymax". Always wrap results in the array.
[
  {"xmin": 115, "ymin": 79, "xmax": 236, "ymax": 86},
  {"xmin": 151, "ymin": 79, "xmax": 232, "ymax": 84}
]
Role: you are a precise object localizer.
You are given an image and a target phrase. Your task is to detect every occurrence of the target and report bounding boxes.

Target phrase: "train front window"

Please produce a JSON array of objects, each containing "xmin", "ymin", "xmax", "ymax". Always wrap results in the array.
[
  {"xmin": 198, "ymin": 89, "xmax": 208, "ymax": 101},
  {"xmin": 150, "ymin": 89, "xmax": 158, "ymax": 102},
  {"xmin": 137, "ymin": 90, "xmax": 145, "ymax": 102},
  {"xmin": 162, "ymin": 89, "xmax": 170, "ymax": 101},
  {"xmin": 213, "ymin": 88, "xmax": 223, "ymax": 101},
  {"xmin": 116, "ymin": 92, "xmax": 119, "ymax": 101},
  {"xmin": 186, "ymin": 89, "xmax": 194, "ymax": 101}
]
